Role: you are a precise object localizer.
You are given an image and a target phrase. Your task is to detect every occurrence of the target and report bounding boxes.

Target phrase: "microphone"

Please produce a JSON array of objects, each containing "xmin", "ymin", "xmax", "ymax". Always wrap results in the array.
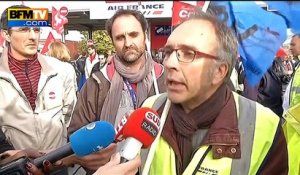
[
  {"xmin": 33, "ymin": 121, "xmax": 116, "ymax": 168},
  {"xmin": 119, "ymin": 107, "xmax": 160, "ymax": 163}
]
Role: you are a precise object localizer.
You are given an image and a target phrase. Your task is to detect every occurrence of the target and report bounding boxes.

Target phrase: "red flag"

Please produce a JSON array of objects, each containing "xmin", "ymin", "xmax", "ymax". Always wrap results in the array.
[
  {"xmin": 41, "ymin": 32, "xmax": 55, "ymax": 55},
  {"xmin": 52, "ymin": 7, "xmax": 68, "ymax": 35},
  {"xmin": 171, "ymin": 1, "xmax": 207, "ymax": 26},
  {"xmin": 172, "ymin": 1, "xmax": 195, "ymax": 26},
  {"xmin": 197, "ymin": 1, "xmax": 206, "ymax": 6}
]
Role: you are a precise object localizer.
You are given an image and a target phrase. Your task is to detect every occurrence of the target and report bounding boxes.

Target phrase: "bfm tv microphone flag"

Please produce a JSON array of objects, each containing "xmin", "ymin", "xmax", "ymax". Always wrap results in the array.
[
  {"xmin": 41, "ymin": 31, "xmax": 55, "ymax": 55},
  {"xmin": 171, "ymin": 1, "xmax": 208, "ymax": 27}
]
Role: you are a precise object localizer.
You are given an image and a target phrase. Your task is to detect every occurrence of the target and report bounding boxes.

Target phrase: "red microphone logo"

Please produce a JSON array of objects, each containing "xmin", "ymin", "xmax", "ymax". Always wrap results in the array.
[
  {"xmin": 141, "ymin": 111, "xmax": 160, "ymax": 137},
  {"xmin": 145, "ymin": 111, "xmax": 160, "ymax": 128}
]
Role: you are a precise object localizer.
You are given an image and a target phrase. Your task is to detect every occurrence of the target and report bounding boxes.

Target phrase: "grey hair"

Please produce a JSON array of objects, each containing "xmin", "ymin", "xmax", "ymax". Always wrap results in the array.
[{"xmin": 179, "ymin": 7, "xmax": 239, "ymax": 81}]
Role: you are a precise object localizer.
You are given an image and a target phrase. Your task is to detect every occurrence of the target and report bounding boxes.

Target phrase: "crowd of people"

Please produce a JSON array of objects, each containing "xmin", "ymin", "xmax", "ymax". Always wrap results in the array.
[{"xmin": 0, "ymin": 4, "xmax": 300, "ymax": 175}]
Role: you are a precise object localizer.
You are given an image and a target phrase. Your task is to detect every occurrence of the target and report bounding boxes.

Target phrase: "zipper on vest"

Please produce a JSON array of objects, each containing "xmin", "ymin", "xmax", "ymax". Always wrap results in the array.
[
  {"xmin": 25, "ymin": 61, "xmax": 33, "ymax": 97},
  {"xmin": 191, "ymin": 145, "xmax": 212, "ymax": 175}
]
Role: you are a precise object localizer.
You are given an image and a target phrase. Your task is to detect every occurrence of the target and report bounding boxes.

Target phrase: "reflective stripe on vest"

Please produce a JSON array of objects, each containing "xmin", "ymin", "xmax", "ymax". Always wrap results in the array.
[
  {"xmin": 283, "ymin": 103, "xmax": 300, "ymax": 175},
  {"xmin": 144, "ymin": 92, "xmax": 279, "ymax": 175},
  {"xmin": 290, "ymin": 67, "xmax": 300, "ymax": 107}
]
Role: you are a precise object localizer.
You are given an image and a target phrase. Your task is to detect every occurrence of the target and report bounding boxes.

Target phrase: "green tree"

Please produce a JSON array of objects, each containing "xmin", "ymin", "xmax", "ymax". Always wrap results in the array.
[{"xmin": 79, "ymin": 30, "xmax": 115, "ymax": 56}]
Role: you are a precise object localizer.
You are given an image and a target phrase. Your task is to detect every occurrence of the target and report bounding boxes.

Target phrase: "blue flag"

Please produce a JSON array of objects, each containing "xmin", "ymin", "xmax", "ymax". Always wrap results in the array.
[
  {"xmin": 209, "ymin": 1, "xmax": 287, "ymax": 86},
  {"xmin": 209, "ymin": 1, "xmax": 234, "ymax": 27},
  {"xmin": 265, "ymin": 1, "xmax": 300, "ymax": 34}
]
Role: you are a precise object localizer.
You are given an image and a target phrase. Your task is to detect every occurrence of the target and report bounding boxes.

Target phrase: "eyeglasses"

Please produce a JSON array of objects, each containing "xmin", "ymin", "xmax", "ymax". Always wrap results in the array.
[
  {"xmin": 9, "ymin": 27, "xmax": 40, "ymax": 33},
  {"xmin": 158, "ymin": 47, "xmax": 218, "ymax": 63}
]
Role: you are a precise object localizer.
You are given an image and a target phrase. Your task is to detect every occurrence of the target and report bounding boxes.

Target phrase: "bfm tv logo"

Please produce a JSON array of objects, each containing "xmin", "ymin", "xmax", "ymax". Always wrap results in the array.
[{"xmin": 8, "ymin": 8, "xmax": 49, "ymax": 27}]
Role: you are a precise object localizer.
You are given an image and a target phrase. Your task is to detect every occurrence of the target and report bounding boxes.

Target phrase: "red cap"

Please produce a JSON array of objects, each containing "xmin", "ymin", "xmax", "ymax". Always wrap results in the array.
[
  {"xmin": 276, "ymin": 48, "xmax": 287, "ymax": 58},
  {"xmin": 122, "ymin": 107, "xmax": 160, "ymax": 148}
]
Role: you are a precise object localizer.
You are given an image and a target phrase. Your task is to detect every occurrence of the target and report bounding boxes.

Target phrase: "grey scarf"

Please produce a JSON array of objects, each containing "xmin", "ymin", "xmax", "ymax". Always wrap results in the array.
[{"xmin": 101, "ymin": 52, "xmax": 154, "ymax": 123}]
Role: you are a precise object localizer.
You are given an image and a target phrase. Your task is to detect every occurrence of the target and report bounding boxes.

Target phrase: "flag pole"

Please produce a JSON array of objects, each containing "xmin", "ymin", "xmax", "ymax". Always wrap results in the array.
[{"xmin": 61, "ymin": 32, "xmax": 65, "ymax": 43}]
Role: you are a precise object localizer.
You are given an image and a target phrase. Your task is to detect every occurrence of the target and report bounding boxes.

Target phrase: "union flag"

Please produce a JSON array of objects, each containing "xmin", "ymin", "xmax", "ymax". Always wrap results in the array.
[
  {"xmin": 52, "ymin": 7, "xmax": 68, "ymax": 35},
  {"xmin": 172, "ymin": 1, "xmax": 208, "ymax": 26},
  {"xmin": 41, "ymin": 31, "xmax": 55, "ymax": 55}
]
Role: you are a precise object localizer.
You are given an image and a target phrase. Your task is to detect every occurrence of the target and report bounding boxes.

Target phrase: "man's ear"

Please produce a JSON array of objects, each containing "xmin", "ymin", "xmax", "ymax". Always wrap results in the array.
[
  {"xmin": 1, "ymin": 30, "xmax": 10, "ymax": 43},
  {"xmin": 212, "ymin": 62, "xmax": 228, "ymax": 85},
  {"xmin": 145, "ymin": 32, "xmax": 149, "ymax": 40}
]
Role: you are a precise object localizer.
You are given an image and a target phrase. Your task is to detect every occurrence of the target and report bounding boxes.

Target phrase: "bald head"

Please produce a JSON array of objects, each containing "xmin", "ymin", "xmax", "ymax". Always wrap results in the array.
[{"xmin": 290, "ymin": 34, "xmax": 300, "ymax": 57}]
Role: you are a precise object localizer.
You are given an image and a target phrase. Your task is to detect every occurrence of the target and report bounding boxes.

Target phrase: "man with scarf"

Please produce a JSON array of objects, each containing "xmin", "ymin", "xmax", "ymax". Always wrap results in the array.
[
  {"xmin": 140, "ymin": 9, "xmax": 288, "ymax": 175},
  {"xmin": 67, "ymin": 9, "xmax": 166, "ymax": 173}
]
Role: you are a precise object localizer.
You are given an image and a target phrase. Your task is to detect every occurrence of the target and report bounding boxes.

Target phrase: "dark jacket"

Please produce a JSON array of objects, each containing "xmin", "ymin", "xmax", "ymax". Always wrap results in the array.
[
  {"xmin": 91, "ymin": 62, "xmax": 106, "ymax": 75},
  {"xmin": 68, "ymin": 62, "xmax": 166, "ymax": 135},
  {"xmin": 257, "ymin": 68, "xmax": 283, "ymax": 117},
  {"xmin": 243, "ymin": 59, "xmax": 287, "ymax": 117},
  {"xmin": 71, "ymin": 56, "xmax": 87, "ymax": 90},
  {"xmin": 0, "ymin": 129, "xmax": 14, "ymax": 154},
  {"xmin": 257, "ymin": 59, "xmax": 289, "ymax": 117}
]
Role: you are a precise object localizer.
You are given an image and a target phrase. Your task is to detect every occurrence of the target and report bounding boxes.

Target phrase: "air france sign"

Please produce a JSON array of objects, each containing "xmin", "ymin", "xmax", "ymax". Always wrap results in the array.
[{"xmin": 90, "ymin": 1, "xmax": 173, "ymax": 19}]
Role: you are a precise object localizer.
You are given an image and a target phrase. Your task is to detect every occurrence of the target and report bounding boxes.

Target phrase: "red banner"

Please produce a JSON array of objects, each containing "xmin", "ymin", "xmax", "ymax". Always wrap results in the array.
[
  {"xmin": 52, "ymin": 6, "xmax": 69, "ymax": 35},
  {"xmin": 41, "ymin": 32, "xmax": 55, "ymax": 55},
  {"xmin": 172, "ymin": 1, "xmax": 207, "ymax": 26}
]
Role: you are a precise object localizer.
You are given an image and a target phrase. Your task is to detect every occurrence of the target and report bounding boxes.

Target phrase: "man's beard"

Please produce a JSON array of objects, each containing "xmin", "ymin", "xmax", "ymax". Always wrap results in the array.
[{"xmin": 121, "ymin": 46, "xmax": 144, "ymax": 63}]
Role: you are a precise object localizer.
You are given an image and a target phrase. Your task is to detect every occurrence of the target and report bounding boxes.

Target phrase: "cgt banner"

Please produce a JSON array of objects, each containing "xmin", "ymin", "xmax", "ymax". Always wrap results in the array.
[{"xmin": 171, "ymin": 1, "xmax": 209, "ymax": 27}]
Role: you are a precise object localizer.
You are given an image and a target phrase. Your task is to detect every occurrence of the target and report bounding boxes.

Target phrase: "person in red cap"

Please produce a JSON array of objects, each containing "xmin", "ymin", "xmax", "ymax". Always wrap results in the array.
[
  {"xmin": 276, "ymin": 47, "xmax": 288, "ymax": 59},
  {"xmin": 275, "ymin": 48, "xmax": 293, "ymax": 83}
]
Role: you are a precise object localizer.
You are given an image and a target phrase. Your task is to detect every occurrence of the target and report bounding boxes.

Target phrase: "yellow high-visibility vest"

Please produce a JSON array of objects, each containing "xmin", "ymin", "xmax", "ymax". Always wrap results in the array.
[
  {"xmin": 290, "ymin": 66, "xmax": 300, "ymax": 107},
  {"xmin": 283, "ymin": 103, "xmax": 300, "ymax": 175},
  {"xmin": 142, "ymin": 92, "xmax": 280, "ymax": 175}
]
